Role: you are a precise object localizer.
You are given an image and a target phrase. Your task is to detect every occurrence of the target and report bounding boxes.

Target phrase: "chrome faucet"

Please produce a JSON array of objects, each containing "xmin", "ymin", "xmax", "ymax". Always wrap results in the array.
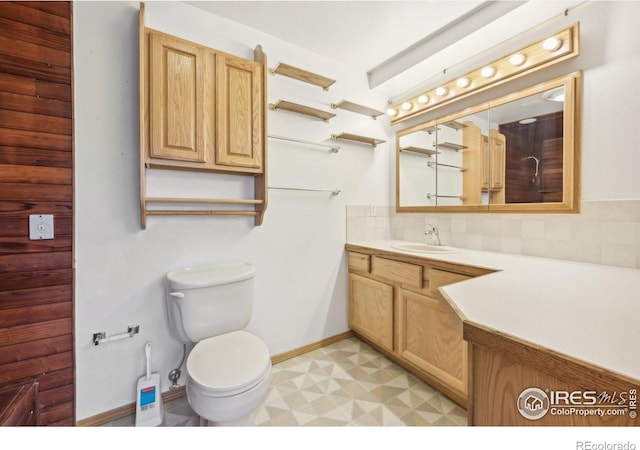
[{"xmin": 425, "ymin": 224, "xmax": 441, "ymax": 246}]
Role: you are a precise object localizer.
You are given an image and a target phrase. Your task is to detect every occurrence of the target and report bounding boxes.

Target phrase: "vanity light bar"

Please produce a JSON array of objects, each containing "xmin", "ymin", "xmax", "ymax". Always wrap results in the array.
[{"xmin": 389, "ymin": 23, "xmax": 580, "ymax": 125}]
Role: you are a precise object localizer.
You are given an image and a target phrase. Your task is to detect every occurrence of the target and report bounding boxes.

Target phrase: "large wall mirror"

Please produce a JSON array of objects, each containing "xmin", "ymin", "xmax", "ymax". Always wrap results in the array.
[{"xmin": 396, "ymin": 71, "xmax": 581, "ymax": 213}]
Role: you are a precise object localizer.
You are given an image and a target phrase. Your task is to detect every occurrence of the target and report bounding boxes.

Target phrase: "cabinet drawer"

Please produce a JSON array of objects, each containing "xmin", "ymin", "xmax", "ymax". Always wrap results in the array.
[
  {"xmin": 348, "ymin": 252, "xmax": 370, "ymax": 272},
  {"xmin": 371, "ymin": 256, "xmax": 422, "ymax": 289},
  {"xmin": 429, "ymin": 269, "xmax": 470, "ymax": 296}
]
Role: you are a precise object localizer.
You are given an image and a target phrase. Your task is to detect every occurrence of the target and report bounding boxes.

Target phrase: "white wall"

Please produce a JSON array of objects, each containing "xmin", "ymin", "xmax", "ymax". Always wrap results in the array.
[{"xmin": 73, "ymin": 1, "xmax": 390, "ymax": 420}]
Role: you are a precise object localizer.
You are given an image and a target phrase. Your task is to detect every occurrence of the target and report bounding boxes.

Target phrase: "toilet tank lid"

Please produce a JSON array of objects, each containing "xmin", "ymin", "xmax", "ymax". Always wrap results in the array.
[{"xmin": 166, "ymin": 262, "xmax": 255, "ymax": 290}]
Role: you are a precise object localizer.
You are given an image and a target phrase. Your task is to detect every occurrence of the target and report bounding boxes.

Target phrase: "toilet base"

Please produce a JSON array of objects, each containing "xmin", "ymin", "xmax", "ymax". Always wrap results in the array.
[
  {"xmin": 199, "ymin": 412, "xmax": 255, "ymax": 427},
  {"xmin": 186, "ymin": 368, "xmax": 271, "ymax": 427}
]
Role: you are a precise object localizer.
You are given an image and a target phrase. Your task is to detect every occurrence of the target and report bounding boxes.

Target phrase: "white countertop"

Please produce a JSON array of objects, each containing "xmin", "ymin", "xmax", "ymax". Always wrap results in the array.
[{"xmin": 347, "ymin": 239, "xmax": 640, "ymax": 381}]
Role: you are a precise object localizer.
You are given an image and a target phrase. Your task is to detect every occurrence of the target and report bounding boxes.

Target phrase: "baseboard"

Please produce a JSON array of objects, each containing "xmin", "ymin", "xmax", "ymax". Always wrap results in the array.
[
  {"xmin": 76, "ymin": 330, "xmax": 355, "ymax": 426},
  {"xmin": 270, "ymin": 330, "xmax": 354, "ymax": 364}
]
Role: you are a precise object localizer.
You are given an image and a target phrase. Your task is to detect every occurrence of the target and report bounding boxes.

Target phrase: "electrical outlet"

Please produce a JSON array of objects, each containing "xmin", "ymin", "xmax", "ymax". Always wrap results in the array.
[
  {"xmin": 369, "ymin": 205, "xmax": 377, "ymax": 217},
  {"xmin": 29, "ymin": 214, "xmax": 54, "ymax": 240}
]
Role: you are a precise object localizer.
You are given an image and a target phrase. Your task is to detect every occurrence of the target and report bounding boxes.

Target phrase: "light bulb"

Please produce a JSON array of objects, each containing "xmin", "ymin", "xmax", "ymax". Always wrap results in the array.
[
  {"xmin": 543, "ymin": 37, "xmax": 562, "ymax": 52},
  {"xmin": 418, "ymin": 95, "xmax": 429, "ymax": 104},
  {"xmin": 456, "ymin": 77, "xmax": 470, "ymax": 88},
  {"xmin": 402, "ymin": 102, "xmax": 413, "ymax": 111},
  {"xmin": 386, "ymin": 108, "xmax": 397, "ymax": 116},
  {"xmin": 435, "ymin": 86, "xmax": 448, "ymax": 96},
  {"xmin": 481, "ymin": 66, "xmax": 496, "ymax": 78},
  {"xmin": 509, "ymin": 53, "xmax": 526, "ymax": 66}
]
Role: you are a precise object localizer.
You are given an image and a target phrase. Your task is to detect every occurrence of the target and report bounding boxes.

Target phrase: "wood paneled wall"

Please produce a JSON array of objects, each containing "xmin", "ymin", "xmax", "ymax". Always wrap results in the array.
[{"xmin": 0, "ymin": 1, "xmax": 74, "ymax": 426}]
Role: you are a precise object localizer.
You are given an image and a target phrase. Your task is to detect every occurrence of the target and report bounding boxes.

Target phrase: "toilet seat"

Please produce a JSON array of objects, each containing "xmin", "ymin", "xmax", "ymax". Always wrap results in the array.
[{"xmin": 187, "ymin": 330, "xmax": 271, "ymax": 397}]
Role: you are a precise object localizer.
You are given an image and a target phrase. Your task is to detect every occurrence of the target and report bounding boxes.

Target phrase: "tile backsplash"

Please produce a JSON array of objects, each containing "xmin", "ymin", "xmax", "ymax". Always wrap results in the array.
[{"xmin": 346, "ymin": 200, "xmax": 640, "ymax": 269}]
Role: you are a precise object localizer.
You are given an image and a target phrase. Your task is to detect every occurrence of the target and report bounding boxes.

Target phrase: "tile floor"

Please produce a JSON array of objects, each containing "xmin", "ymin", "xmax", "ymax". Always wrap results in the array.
[{"xmin": 102, "ymin": 337, "xmax": 467, "ymax": 426}]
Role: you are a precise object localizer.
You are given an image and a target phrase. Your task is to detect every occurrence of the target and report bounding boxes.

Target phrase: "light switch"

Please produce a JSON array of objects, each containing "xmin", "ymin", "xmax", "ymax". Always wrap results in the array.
[{"xmin": 29, "ymin": 214, "xmax": 54, "ymax": 240}]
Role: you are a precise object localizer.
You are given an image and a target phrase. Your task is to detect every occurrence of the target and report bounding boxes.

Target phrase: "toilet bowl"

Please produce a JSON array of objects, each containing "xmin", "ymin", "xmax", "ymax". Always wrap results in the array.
[
  {"xmin": 165, "ymin": 263, "xmax": 271, "ymax": 426},
  {"xmin": 186, "ymin": 331, "xmax": 271, "ymax": 426}
]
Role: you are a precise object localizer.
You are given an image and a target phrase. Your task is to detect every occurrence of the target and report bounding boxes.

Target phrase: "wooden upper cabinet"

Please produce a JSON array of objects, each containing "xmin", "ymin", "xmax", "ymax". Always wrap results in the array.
[
  {"xmin": 144, "ymin": 29, "xmax": 264, "ymax": 174},
  {"xmin": 215, "ymin": 53, "xmax": 263, "ymax": 169}
]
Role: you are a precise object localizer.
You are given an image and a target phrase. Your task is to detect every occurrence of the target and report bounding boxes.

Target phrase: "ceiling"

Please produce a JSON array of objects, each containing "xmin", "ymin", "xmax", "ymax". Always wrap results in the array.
[{"xmin": 186, "ymin": 1, "xmax": 583, "ymax": 99}]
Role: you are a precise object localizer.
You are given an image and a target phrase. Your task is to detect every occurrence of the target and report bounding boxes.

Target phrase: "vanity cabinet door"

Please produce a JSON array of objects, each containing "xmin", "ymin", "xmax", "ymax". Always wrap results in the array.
[
  {"xmin": 349, "ymin": 273, "xmax": 394, "ymax": 352},
  {"xmin": 398, "ymin": 289, "xmax": 468, "ymax": 401}
]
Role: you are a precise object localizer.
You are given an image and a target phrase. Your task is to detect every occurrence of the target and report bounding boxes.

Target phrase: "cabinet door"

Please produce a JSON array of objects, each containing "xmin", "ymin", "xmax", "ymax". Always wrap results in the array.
[
  {"xmin": 349, "ymin": 273, "xmax": 394, "ymax": 352},
  {"xmin": 398, "ymin": 289, "xmax": 467, "ymax": 398},
  {"xmin": 489, "ymin": 129, "xmax": 505, "ymax": 191},
  {"xmin": 215, "ymin": 53, "xmax": 263, "ymax": 170},
  {"xmin": 149, "ymin": 32, "xmax": 209, "ymax": 163}
]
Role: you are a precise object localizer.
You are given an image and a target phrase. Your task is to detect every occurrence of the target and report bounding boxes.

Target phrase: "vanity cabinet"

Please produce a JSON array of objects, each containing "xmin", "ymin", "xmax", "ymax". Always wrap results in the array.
[
  {"xmin": 145, "ymin": 29, "xmax": 264, "ymax": 174},
  {"xmin": 346, "ymin": 245, "xmax": 490, "ymax": 406}
]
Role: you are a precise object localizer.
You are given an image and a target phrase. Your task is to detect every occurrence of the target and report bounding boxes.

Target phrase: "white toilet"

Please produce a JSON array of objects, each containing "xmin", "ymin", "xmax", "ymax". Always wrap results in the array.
[{"xmin": 165, "ymin": 262, "xmax": 271, "ymax": 426}]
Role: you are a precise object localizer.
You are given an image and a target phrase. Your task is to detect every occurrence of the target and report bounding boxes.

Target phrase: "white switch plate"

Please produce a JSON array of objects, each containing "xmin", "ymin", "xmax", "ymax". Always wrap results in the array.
[{"xmin": 29, "ymin": 214, "xmax": 54, "ymax": 240}]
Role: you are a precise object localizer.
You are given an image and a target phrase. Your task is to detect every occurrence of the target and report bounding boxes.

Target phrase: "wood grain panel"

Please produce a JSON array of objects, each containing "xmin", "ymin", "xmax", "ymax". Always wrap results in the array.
[
  {"xmin": 0, "ymin": 251, "xmax": 72, "ymax": 273},
  {"xmin": 0, "ymin": 35, "xmax": 70, "ymax": 68},
  {"xmin": 0, "ymin": 183, "xmax": 71, "ymax": 201},
  {"xmin": 38, "ymin": 401, "xmax": 73, "ymax": 426},
  {"xmin": 0, "ymin": 301, "xmax": 71, "ymax": 328},
  {"xmin": 0, "ymin": 16, "xmax": 70, "ymax": 51},
  {"xmin": 0, "ymin": 285, "xmax": 71, "ymax": 310},
  {"xmin": 0, "ymin": 201, "xmax": 72, "ymax": 216},
  {"xmin": 0, "ymin": 164, "xmax": 71, "ymax": 185},
  {"xmin": 0, "ymin": 2, "xmax": 70, "ymax": 35},
  {"xmin": 0, "ymin": 109, "xmax": 71, "ymax": 135},
  {"xmin": 36, "ymin": 368, "xmax": 73, "ymax": 392},
  {"xmin": 0, "ymin": 268, "xmax": 72, "ymax": 292},
  {"xmin": 0, "ymin": 73, "xmax": 71, "ymax": 102},
  {"xmin": 37, "ymin": 383, "xmax": 72, "ymax": 410},
  {"xmin": 0, "ymin": 54, "xmax": 70, "ymax": 84},
  {"xmin": 0, "ymin": 92, "xmax": 71, "ymax": 118},
  {"xmin": 0, "ymin": 351, "xmax": 72, "ymax": 384},
  {"xmin": 0, "ymin": 335, "xmax": 72, "ymax": 365},
  {"xmin": 0, "ymin": 1, "xmax": 74, "ymax": 425},
  {"xmin": 14, "ymin": 1, "xmax": 70, "ymax": 19},
  {"xmin": 0, "ymin": 127, "xmax": 71, "ymax": 151},
  {"xmin": 0, "ymin": 318, "xmax": 72, "ymax": 346},
  {"xmin": 0, "ymin": 146, "xmax": 72, "ymax": 168}
]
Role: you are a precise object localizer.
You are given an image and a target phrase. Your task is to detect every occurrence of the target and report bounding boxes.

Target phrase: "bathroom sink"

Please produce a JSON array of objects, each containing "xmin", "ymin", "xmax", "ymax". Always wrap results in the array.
[{"xmin": 391, "ymin": 243, "xmax": 457, "ymax": 254}]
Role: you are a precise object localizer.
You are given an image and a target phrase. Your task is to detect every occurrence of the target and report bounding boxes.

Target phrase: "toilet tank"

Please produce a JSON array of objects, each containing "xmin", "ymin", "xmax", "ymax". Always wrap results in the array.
[{"xmin": 165, "ymin": 262, "xmax": 255, "ymax": 343}]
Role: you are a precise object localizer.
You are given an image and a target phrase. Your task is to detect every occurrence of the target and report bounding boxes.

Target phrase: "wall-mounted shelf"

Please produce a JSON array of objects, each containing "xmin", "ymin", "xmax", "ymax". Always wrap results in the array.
[
  {"xmin": 142, "ymin": 197, "xmax": 263, "ymax": 222},
  {"xmin": 269, "ymin": 62, "xmax": 336, "ymax": 91},
  {"xmin": 269, "ymin": 100, "xmax": 335, "ymax": 122},
  {"xmin": 399, "ymin": 146, "xmax": 438, "ymax": 157},
  {"xmin": 331, "ymin": 133, "xmax": 385, "ymax": 148},
  {"xmin": 330, "ymin": 100, "xmax": 384, "ymax": 119},
  {"xmin": 442, "ymin": 120, "xmax": 467, "ymax": 130},
  {"xmin": 436, "ymin": 142, "xmax": 467, "ymax": 151}
]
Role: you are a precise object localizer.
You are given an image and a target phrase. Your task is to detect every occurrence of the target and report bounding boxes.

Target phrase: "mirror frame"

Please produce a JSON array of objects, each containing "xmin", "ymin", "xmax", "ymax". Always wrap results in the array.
[{"xmin": 395, "ymin": 71, "xmax": 581, "ymax": 214}]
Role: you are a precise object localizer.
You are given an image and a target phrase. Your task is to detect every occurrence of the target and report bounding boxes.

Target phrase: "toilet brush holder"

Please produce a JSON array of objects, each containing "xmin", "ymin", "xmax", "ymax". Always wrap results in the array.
[{"xmin": 135, "ymin": 342, "xmax": 164, "ymax": 426}]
